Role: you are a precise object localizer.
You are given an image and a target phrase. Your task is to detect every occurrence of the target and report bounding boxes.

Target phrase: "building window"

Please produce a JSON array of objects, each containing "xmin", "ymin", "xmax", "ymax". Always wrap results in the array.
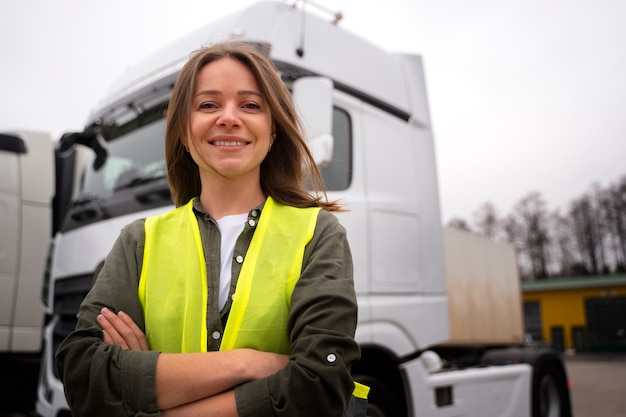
[{"xmin": 523, "ymin": 301, "xmax": 543, "ymax": 342}]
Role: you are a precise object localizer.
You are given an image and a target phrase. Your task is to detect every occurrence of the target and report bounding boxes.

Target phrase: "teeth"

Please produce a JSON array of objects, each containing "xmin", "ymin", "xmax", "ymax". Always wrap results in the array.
[{"xmin": 213, "ymin": 141, "xmax": 246, "ymax": 147}]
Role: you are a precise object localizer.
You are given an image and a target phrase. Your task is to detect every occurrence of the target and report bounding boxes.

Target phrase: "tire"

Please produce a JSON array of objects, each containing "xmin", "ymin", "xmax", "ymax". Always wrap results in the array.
[
  {"xmin": 531, "ymin": 357, "xmax": 571, "ymax": 417},
  {"xmin": 354, "ymin": 375, "xmax": 404, "ymax": 417}
]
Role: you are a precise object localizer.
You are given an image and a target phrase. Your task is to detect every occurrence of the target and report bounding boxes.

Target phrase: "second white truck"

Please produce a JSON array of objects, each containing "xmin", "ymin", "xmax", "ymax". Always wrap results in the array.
[{"xmin": 0, "ymin": 131, "xmax": 53, "ymax": 407}]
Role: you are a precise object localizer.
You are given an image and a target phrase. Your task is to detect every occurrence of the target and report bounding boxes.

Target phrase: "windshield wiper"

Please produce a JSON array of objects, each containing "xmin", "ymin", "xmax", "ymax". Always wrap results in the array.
[
  {"xmin": 71, "ymin": 193, "xmax": 102, "ymax": 208},
  {"xmin": 114, "ymin": 172, "xmax": 167, "ymax": 192},
  {"xmin": 69, "ymin": 194, "xmax": 107, "ymax": 222}
]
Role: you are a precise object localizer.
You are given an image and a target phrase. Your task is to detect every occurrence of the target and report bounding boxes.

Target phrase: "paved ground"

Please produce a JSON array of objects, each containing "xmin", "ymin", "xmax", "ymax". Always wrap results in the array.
[
  {"xmin": 2, "ymin": 353, "xmax": 625, "ymax": 417},
  {"xmin": 564, "ymin": 353, "xmax": 626, "ymax": 417}
]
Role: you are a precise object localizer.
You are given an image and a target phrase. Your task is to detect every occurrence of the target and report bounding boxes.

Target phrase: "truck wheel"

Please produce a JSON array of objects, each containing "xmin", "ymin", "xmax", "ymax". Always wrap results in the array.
[
  {"xmin": 354, "ymin": 375, "xmax": 403, "ymax": 417},
  {"xmin": 532, "ymin": 358, "xmax": 570, "ymax": 417},
  {"xmin": 366, "ymin": 403, "xmax": 386, "ymax": 417}
]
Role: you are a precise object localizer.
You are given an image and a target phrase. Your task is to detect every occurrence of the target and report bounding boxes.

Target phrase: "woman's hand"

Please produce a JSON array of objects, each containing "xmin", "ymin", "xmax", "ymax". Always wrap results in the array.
[
  {"xmin": 241, "ymin": 349, "xmax": 290, "ymax": 380},
  {"xmin": 97, "ymin": 307, "xmax": 149, "ymax": 351}
]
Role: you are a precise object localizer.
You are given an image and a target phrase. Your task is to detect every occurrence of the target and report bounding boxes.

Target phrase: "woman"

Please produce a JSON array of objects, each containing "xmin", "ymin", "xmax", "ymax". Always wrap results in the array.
[{"xmin": 56, "ymin": 42, "xmax": 363, "ymax": 417}]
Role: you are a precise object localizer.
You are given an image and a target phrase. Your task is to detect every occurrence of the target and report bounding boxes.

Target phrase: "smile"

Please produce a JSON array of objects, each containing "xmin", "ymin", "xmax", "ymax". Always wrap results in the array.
[{"xmin": 212, "ymin": 141, "xmax": 247, "ymax": 147}]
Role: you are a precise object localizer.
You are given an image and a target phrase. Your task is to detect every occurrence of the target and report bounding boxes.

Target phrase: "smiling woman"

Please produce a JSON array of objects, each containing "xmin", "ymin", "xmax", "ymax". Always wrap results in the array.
[{"xmin": 55, "ymin": 41, "xmax": 366, "ymax": 417}]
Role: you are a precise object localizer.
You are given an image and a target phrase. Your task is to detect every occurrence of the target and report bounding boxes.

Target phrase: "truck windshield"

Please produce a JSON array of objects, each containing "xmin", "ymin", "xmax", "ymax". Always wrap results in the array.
[
  {"xmin": 61, "ymin": 115, "xmax": 171, "ymax": 232},
  {"xmin": 78, "ymin": 118, "xmax": 167, "ymax": 201}
]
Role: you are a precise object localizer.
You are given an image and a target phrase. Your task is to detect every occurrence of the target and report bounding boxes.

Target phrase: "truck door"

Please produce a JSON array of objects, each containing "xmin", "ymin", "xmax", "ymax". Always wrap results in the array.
[{"xmin": 292, "ymin": 78, "xmax": 369, "ymax": 296}]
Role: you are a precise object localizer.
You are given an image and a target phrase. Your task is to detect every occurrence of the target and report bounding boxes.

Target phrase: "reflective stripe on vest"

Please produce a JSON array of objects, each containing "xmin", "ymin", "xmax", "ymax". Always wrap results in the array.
[{"xmin": 138, "ymin": 196, "xmax": 320, "ymax": 354}]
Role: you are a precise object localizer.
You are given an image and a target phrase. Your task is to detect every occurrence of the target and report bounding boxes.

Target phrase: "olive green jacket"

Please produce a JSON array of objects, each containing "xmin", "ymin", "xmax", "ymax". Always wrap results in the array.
[{"xmin": 56, "ymin": 199, "xmax": 360, "ymax": 417}]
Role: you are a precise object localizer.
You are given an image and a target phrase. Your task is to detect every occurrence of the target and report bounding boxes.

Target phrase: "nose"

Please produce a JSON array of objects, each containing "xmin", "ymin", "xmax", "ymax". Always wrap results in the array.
[{"xmin": 217, "ymin": 103, "xmax": 241, "ymax": 128}]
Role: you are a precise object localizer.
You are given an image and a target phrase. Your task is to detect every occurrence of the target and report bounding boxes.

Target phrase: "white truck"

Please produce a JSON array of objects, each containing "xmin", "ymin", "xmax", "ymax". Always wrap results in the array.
[
  {"xmin": 35, "ymin": 2, "xmax": 571, "ymax": 416},
  {"xmin": 0, "ymin": 131, "xmax": 53, "ymax": 406}
]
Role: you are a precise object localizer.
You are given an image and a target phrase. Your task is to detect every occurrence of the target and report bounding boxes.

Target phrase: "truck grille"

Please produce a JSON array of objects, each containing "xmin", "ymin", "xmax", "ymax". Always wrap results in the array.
[
  {"xmin": 52, "ymin": 274, "xmax": 93, "ymax": 378},
  {"xmin": 53, "ymin": 274, "xmax": 94, "ymax": 315}
]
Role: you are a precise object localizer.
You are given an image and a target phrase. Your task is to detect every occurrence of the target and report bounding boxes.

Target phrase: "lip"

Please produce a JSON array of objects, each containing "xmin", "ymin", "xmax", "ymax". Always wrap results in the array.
[{"xmin": 209, "ymin": 135, "xmax": 250, "ymax": 147}]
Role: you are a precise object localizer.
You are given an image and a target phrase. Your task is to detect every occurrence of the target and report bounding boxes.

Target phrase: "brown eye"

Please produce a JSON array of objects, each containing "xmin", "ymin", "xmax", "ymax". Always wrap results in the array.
[
  {"xmin": 199, "ymin": 102, "xmax": 217, "ymax": 109},
  {"xmin": 242, "ymin": 102, "xmax": 261, "ymax": 110}
]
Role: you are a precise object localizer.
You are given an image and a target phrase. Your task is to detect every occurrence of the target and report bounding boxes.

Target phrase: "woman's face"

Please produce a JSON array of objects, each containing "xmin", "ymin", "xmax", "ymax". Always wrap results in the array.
[{"xmin": 188, "ymin": 57, "xmax": 273, "ymax": 184}]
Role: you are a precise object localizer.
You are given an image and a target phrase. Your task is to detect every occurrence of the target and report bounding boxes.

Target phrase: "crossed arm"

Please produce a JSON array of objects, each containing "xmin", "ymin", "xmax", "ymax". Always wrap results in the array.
[
  {"xmin": 58, "ymin": 214, "xmax": 358, "ymax": 417},
  {"xmin": 97, "ymin": 307, "xmax": 288, "ymax": 416}
]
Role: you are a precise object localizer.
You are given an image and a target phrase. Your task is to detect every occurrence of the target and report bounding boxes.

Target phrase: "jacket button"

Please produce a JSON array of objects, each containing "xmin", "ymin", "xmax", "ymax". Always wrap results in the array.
[
  {"xmin": 326, "ymin": 353, "xmax": 337, "ymax": 363},
  {"xmin": 236, "ymin": 255, "xmax": 244, "ymax": 264}
]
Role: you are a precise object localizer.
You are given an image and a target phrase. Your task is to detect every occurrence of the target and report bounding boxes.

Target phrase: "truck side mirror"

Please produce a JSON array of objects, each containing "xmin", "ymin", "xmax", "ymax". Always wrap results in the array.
[
  {"xmin": 0, "ymin": 133, "xmax": 27, "ymax": 154},
  {"xmin": 58, "ymin": 128, "xmax": 108, "ymax": 171},
  {"xmin": 292, "ymin": 77, "xmax": 334, "ymax": 167}
]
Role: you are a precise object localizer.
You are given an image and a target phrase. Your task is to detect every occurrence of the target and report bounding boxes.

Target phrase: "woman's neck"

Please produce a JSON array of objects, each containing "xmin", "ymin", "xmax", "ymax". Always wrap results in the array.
[{"xmin": 198, "ymin": 176, "xmax": 266, "ymax": 220}]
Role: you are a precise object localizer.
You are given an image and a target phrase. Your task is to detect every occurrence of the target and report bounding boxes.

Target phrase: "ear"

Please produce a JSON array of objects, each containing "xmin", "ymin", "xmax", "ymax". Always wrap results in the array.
[{"xmin": 181, "ymin": 136, "xmax": 190, "ymax": 153}]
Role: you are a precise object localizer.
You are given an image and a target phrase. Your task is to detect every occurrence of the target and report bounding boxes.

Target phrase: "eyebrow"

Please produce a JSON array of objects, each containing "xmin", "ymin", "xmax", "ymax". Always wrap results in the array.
[{"xmin": 195, "ymin": 89, "xmax": 263, "ymax": 98}]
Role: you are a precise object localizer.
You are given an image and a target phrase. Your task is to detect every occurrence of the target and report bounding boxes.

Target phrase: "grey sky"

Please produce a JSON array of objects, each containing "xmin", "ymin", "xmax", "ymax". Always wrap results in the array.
[{"xmin": 1, "ymin": 0, "xmax": 625, "ymax": 223}]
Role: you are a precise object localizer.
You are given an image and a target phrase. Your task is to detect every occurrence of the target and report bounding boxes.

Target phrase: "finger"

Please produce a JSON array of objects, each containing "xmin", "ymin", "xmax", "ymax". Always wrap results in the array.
[
  {"xmin": 118, "ymin": 311, "xmax": 149, "ymax": 351},
  {"xmin": 102, "ymin": 307, "xmax": 146, "ymax": 350},
  {"xmin": 102, "ymin": 329, "xmax": 113, "ymax": 344},
  {"xmin": 97, "ymin": 313, "xmax": 129, "ymax": 349}
]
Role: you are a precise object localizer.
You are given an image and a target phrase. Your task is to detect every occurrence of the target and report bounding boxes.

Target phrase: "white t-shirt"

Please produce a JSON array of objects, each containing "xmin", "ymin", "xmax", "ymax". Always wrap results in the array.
[{"xmin": 216, "ymin": 213, "xmax": 248, "ymax": 310}]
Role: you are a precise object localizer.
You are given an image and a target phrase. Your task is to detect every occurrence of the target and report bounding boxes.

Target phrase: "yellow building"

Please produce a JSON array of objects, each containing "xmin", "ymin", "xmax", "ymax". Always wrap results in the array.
[{"xmin": 521, "ymin": 275, "xmax": 626, "ymax": 352}]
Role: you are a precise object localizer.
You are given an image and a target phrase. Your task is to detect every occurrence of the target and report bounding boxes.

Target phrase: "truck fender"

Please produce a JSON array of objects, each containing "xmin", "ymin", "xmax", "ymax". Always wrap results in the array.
[
  {"xmin": 355, "ymin": 321, "xmax": 417, "ymax": 358},
  {"xmin": 480, "ymin": 347, "xmax": 572, "ymax": 417}
]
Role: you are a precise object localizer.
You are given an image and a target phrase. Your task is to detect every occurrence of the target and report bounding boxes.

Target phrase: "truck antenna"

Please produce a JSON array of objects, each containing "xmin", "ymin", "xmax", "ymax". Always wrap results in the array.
[
  {"xmin": 292, "ymin": 0, "xmax": 343, "ymax": 57},
  {"xmin": 306, "ymin": 0, "xmax": 343, "ymax": 24}
]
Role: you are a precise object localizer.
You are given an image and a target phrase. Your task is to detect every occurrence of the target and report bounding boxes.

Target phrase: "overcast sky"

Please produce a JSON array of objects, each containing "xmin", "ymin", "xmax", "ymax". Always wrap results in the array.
[{"xmin": 1, "ymin": 0, "xmax": 625, "ymax": 223}]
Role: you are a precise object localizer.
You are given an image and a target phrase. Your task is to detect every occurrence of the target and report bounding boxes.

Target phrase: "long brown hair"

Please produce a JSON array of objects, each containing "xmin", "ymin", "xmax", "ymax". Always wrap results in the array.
[{"xmin": 165, "ymin": 41, "xmax": 342, "ymax": 211}]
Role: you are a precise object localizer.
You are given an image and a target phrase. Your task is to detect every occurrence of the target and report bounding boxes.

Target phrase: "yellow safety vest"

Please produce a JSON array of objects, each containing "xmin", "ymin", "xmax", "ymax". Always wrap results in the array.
[{"xmin": 138, "ymin": 196, "xmax": 368, "ymax": 402}]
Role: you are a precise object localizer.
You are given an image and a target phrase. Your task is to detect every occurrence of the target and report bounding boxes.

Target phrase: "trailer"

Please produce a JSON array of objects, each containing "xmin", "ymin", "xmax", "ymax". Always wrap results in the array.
[{"xmin": 0, "ymin": 131, "xmax": 53, "ymax": 408}]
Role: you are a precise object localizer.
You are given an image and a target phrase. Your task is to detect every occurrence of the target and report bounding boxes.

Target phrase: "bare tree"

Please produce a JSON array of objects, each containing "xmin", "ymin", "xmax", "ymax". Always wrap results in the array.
[
  {"xmin": 602, "ymin": 176, "xmax": 626, "ymax": 272},
  {"xmin": 569, "ymin": 192, "xmax": 604, "ymax": 275},
  {"xmin": 446, "ymin": 217, "xmax": 472, "ymax": 232},
  {"xmin": 501, "ymin": 213, "xmax": 533, "ymax": 279},
  {"xmin": 593, "ymin": 184, "xmax": 611, "ymax": 273},
  {"xmin": 472, "ymin": 201, "xmax": 500, "ymax": 240},
  {"xmin": 502, "ymin": 214, "xmax": 521, "ymax": 248},
  {"xmin": 446, "ymin": 172, "xmax": 626, "ymax": 278},
  {"xmin": 513, "ymin": 192, "xmax": 551, "ymax": 279},
  {"xmin": 549, "ymin": 209, "xmax": 581, "ymax": 277},
  {"xmin": 615, "ymin": 176, "xmax": 626, "ymax": 270}
]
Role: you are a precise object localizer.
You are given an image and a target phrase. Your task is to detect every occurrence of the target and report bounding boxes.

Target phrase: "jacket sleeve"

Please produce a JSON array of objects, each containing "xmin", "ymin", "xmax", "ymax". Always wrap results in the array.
[
  {"xmin": 55, "ymin": 219, "xmax": 161, "ymax": 417},
  {"xmin": 234, "ymin": 210, "xmax": 360, "ymax": 417}
]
